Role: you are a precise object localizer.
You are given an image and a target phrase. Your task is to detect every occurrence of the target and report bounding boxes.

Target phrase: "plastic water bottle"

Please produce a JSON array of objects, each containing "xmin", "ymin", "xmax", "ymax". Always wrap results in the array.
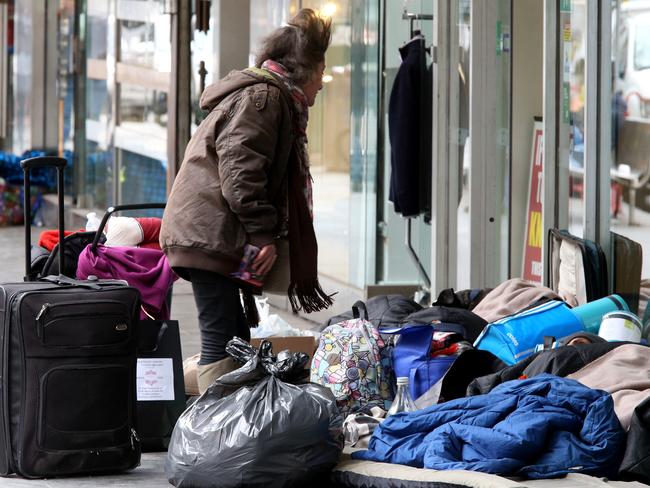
[
  {"xmin": 387, "ymin": 377, "xmax": 417, "ymax": 416},
  {"xmin": 85, "ymin": 212, "xmax": 101, "ymax": 232}
]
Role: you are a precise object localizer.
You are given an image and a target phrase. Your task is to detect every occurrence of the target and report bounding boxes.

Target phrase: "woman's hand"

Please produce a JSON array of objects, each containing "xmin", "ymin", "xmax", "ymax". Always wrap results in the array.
[{"xmin": 252, "ymin": 243, "xmax": 277, "ymax": 276}]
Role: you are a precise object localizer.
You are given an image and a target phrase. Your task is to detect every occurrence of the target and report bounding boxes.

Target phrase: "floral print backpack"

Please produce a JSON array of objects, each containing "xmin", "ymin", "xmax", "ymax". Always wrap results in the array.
[{"xmin": 310, "ymin": 315, "xmax": 392, "ymax": 416}]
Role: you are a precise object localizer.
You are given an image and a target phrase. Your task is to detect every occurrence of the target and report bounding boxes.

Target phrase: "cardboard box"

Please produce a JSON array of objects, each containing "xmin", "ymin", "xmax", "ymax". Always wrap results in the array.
[{"xmin": 250, "ymin": 335, "xmax": 318, "ymax": 359}]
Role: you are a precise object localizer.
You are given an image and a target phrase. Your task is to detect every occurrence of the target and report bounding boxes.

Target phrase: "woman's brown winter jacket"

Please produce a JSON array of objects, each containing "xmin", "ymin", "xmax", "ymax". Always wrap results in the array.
[{"xmin": 160, "ymin": 69, "xmax": 293, "ymax": 276}]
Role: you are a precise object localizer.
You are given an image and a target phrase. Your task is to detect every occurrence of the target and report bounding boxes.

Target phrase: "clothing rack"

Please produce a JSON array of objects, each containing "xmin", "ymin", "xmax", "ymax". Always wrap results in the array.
[
  {"xmin": 402, "ymin": 11, "xmax": 434, "ymax": 38},
  {"xmin": 399, "ymin": 7, "xmax": 434, "ymax": 303},
  {"xmin": 405, "ymin": 218, "xmax": 431, "ymax": 290},
  {"xmin": 403, "ymin": 11, "xmax": 433, "ymax": 294}
]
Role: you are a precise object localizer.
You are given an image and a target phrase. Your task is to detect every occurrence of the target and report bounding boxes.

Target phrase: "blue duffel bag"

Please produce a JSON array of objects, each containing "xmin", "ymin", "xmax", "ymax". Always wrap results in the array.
[
  {"xmin": 474, "ymin": 300, "xmax": 584, "ymax": 365},
  {"xmin": 381, "ymin": 324, "xmax": 458, "ymax": 401}
]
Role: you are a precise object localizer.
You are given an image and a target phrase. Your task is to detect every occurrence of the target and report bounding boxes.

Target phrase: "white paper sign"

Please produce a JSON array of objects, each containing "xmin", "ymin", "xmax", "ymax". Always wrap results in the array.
[{"xmin": 137, "ymin": 358, "xmax": 174, "ymax": 401}]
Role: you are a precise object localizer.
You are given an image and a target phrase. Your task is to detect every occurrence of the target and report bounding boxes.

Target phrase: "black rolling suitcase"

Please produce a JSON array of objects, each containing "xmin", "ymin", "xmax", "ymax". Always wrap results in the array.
[{"xmin": 0, "ymin": 157, "xmax": 141, "ymax": 478}]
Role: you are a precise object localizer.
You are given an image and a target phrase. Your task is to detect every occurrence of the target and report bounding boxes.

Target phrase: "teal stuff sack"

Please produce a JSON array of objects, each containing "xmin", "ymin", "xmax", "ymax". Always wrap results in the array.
[{"xmin": 474, "ymin": 301, "xmax": 584, "ymax": 365}]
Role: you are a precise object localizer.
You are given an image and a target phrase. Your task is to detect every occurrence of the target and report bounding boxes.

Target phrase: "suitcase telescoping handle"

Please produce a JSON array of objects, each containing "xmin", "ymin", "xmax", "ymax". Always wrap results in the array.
[
  {"xmin": 91, "ymin": 202, "xmax": 167, "ymax": 252},
  {"xmin": 20, "ymin": 157, "xmax": 67, "ymax": 282}
]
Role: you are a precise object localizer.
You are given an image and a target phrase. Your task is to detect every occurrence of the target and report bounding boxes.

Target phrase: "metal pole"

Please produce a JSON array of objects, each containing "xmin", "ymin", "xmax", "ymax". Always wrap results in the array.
[
  {"xmin": 405, "ymin": 218, "xmax": 431, "ymax": 288},
  {"xmin": 23, "ymin": 169, "xmax": 31, "ymax": 281},
  {"xmin": 583, "ymin": 0, "xmax": 599, "ymax": 240},
  {"xmin": 57, "ymin": 165, "xmax": 65, "ymax": 275},
  {"xmin": 599, "ymin": 0, "xmax": 613, "ymax": 291},
  {"xmin": 542, "ymin": 0, "xmax": 559, "ymax": 286}
]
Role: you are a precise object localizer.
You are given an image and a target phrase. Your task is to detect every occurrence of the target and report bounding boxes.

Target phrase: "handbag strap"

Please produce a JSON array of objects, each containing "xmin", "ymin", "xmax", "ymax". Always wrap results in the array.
[
  {"xmin": 352, "ymin": 301, "xmax": 369, "ymax": 320},
  {"xmin": 408, "ymin": 367, "xmax": 420, "ymax": 398},
  {"xmin": 139, "ymin": 321, "xmax": 169, "ymax": 353}
]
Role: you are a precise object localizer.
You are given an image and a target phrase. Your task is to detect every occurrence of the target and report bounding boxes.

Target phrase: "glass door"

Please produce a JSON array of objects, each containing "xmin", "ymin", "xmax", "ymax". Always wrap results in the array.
[
  {"xmin": 377, "ymin": 0, "xmax": 433, "ymax": 292},
  {"xmin": 559, "ymin": 0, "xmax": 587, "ymax": 237},
  {"xmin": 430, "ymin": 0, "xmax": 511, "ymax": 292},
  {"xmin": 464, "ymin": 0, "xmax": 512, "ymax": 288}
]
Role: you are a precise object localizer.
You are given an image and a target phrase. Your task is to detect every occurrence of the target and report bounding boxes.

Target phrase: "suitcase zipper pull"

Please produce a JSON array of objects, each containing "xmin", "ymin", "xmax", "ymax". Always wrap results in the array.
[
  {"xmin": 35, "ymin": 303, "xmax": 51, "ymax": 339},
  {"xmin": 130, "ymin": 428, "xmax": 140, "ymax": 450},
  {"xmin": 35, "ymin": 303, "xmax": 51, "ymax": 323}
]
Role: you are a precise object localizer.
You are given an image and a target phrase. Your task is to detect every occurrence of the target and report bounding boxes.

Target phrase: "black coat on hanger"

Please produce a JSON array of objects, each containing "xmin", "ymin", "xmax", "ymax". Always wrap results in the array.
[{"xmin": 388, "ymin": 36, "xmax": 433, "ymax": 220}]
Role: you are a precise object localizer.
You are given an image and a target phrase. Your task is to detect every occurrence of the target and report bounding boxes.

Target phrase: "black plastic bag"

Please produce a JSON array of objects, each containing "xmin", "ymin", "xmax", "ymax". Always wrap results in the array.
[
  {"xmin": 226, "ymin": 336, "xmax": 310, "ymax": 382},
  {"xmin": 165, "ymin": 341, "xmax": 343, "ymax": 488}
]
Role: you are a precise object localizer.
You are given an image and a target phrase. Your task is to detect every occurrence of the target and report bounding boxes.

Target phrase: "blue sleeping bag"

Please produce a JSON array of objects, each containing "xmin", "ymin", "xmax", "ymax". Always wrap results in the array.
[
  {"xmin": 353, "ymin": 375, "xmax": 625, "ymax": 479},
  {"xmin": 474, "ymin": 300, "xmax": 584, "ymax": 365}
]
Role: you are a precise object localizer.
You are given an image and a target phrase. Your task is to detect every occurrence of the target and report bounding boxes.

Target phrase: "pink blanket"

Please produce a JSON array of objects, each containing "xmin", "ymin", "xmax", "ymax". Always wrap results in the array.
[{"xmin": 77, "ymin": 244, "xmax": 177, "ymax": 320}]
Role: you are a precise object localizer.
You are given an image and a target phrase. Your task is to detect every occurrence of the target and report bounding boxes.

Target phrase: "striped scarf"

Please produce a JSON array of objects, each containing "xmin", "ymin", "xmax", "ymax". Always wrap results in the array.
[
  {"xmin": 250, "ymin": 60, "xmax": 333, "ymax": 313},
  {"xmin": 261, "ymin": 60, "xmax": 314, "ymax": 217}
]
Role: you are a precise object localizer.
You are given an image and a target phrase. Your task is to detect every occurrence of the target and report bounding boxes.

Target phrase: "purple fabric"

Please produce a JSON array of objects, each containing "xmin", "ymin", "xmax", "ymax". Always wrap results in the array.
[{"xmin": 77, "ymin": 244, "xmax": 177, "ymax": 320}]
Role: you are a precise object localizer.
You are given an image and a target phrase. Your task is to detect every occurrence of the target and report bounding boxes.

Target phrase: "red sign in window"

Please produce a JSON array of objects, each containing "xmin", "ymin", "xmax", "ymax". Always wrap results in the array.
[{"xmin": 523, "ymin": 121, "xmax": 544, "ymax": 284}]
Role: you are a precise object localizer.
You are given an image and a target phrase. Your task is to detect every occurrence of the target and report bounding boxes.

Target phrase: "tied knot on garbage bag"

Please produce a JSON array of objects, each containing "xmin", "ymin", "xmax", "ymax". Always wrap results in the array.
[
  {"xmin": 225, "ymin": 336, "xmax": 310, "ymax": 383},
  {"xmin": 165, "ymin": 338, "xmax": 344, "ymax": 488}
]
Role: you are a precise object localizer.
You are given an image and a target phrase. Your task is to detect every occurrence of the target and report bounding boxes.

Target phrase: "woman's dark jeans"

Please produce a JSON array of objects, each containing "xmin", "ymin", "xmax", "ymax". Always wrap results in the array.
[{"xmin": 185, "ymin": 269, "xmax": 250, "ymax": 365}]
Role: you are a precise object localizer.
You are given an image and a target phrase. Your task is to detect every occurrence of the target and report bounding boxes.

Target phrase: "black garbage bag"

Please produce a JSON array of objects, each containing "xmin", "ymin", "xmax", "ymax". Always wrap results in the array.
[
  {"xmin": 165, "ymin": 339, "xmax": 343, "ymax": 488},
  {"xmin": 226, "ymin": 336, "xmax": 310, "ymax": 382}
]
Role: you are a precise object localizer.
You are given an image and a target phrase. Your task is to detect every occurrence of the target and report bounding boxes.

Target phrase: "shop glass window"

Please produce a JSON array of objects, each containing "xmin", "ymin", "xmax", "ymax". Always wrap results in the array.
[
  {"xmin": 118, "ymin": 149, "xmax": 166, "ymax": 215},
  {"xmin": 456, "ymin": 0, "xmax": 471, "ymax": 289},
  {"xmin": 87, "ymin": 15, "xmax": 108, "ymax": 59},
  {"xmin": 119, "ymin": 83, "xmax": 168, "ymax": 129},
  {"xmin": 119, "ymin": 8, "xmax": 170, "ymax": 72},
  {"xmin": 85, "ymin": 140, "xmax": 115, "ymax": 209},
  {"xmin": 633, "ymin": 21, "xmax": 650, "ymax": 71},
  {"xmin": 300, "ymin": 0, "xmax": 353, "ymax": 283},
  {"xmin": 561, "ymin": 1, "xmax": 587, "ymax": 238},
  {"xmin": 114, "ymin": 0, "xmax": 170, "ymax": 207},
  {"xmin": 86, "ymin": 79, "xmax": 110, "ymax": 122},
  {"xmin": 245, "ymin": 0, "xmax": 378, "ymax": 287},
  {"xmin": 83, "ymin": 5, "xmax": 113, "ymax": 211},
  {"xmin": 120, "ymin": 21, "xmax": 155, "ymax": 68},
  {"xmin": 249, "ymin": 0, "xmax": 298, "ymax": 65},
  {"xmin": 190, "ymin": 7, "xmax": 215, "ymax": 131},
  {"xmin": 610, "ymin": 1, "xmax": 650, "ymax": 325}
]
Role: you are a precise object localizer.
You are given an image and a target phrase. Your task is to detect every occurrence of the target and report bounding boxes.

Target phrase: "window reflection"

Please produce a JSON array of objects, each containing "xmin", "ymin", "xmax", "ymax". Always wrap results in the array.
[
  {"xmin": 118, "ymin": 3, "xmax": 170, "ymax": 72},
  {"xmin": 119, "ymin": 84, "xmax": 167, "ymax": 128},
  {"xmin": 84, "ymin": 9, "xmax": 111, "ymax": 210},
  {"xmin": 118, "ymin": 150, "xmax": 166, "ymax": 216},
  {"xmin": 564, "ymin": 0, "xmax": 587, "ymax": 238},
  {"xmin": 457, "ymin": 0, "xmax": 472, "ymax": 289},
  {"xmin": 88, "ymin": 16, "xmax": 108, "ymax": 59},
  {"xmin": 302, "ymin": 0, "xmax": 353, "ymax": 283},
  {"xmin": 633, "ymin": 21, "xmax": 650, "ymax": 71},
  {"xmin": 86, "ymin": 79, "xmax": 109, "ymax": 122},
  {"xmin": 120, "ymin": 21, "xmax": 156, "ymax": 68},
  {"xmin": 611, "ymin": 1, "xmax": 650, "ymax": 325},
  {"xmin": 85, "ymin": 141, "xmax": 114, "ymax": 209},
  {"xmin": 81, "ymin": 1, "xmax": 170, "ymax": 209}
]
